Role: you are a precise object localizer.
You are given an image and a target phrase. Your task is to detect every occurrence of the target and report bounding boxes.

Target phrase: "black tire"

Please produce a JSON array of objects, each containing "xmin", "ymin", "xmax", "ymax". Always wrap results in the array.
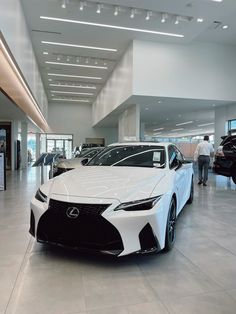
[
  {"xmin": 187, "ymin": 177, "xmax": 194, "ymax": 204},
  {"xmin": 232, "ymin": 167, "xmax": 236, "ymax": 184},
  {"xmin": 163, "ymin": 198, "xmax": 176, "ymax": 252}
]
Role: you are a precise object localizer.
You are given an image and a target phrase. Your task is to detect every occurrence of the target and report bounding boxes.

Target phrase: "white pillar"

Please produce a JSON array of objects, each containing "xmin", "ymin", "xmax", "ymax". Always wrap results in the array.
[
  {"xmin": 21, "ymin": 121, "xmax": 28, "ymax": 169},
  {"xmin": 118, "ymin": 104, "xmax": 140, "ymax": 142},
  {"xmin": 35, "ymin": 132, "xmax": 40, "ymax": 160},
  {"xmin": 11, "ymin": 120, "xmax": 19, "ymax": 170}
]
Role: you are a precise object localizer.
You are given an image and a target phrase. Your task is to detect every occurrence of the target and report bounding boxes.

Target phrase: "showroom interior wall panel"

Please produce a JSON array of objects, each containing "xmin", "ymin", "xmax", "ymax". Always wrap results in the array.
[
  {"xmin": 215, "ymin": 103, "xmax": 236, "ymax": 148},
  {"xmin": 48, "ymin": 102, "xmax": 117, "ymax": 146},
  {"xmin": 133, "ymin": 40, "xmax": 236, "ymax": 102},
  {"xmin": 0, "ymin": 0, "xmax": 48, "ymax": 118},
  {"xmin": 92, "ymin": 43, "xmax": 133, "ymax": 126},
  {"xmin": 118, "ymin": 104, "xmax": 140, "ymax": 142}
]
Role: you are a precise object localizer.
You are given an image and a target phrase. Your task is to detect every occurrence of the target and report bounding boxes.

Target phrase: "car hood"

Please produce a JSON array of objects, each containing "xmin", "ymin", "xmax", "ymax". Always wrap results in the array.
[
  {"xmin": 42, "ymin": 166, "xmax": 166, "ymax": 203},
  {"xmin": 57, "ymin": 158, "xmax": 83, "ymax": 169}
]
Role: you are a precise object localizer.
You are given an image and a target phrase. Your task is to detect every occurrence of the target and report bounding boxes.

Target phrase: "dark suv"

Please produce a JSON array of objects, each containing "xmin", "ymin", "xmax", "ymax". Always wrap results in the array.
[{"xmin": 214, "ymin": 135, "xmax": 236, "ymax": 184}]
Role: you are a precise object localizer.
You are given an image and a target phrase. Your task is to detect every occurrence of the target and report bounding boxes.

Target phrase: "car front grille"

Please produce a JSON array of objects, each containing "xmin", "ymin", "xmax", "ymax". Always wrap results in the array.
[{"xmin": 37, "ymin": 199, "xmax": 123, "ymax": 254}]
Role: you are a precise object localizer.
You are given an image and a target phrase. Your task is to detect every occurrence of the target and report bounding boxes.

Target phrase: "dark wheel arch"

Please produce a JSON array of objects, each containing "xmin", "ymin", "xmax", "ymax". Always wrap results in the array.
[{"xmin": 163, "ymin": 197, "xmax": 176, "ymax": 252}]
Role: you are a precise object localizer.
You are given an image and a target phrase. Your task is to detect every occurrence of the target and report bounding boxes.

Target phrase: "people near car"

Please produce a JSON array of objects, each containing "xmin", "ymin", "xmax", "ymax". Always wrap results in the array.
[{"xmin": 194, "ymin": 135, "xmax": 214, "ymax": 186}]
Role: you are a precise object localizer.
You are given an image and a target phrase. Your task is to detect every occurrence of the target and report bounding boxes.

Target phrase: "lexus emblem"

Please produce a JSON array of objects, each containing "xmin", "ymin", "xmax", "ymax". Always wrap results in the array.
[{"xmin": 66, "ymin": 207, "xmax": 80, "ymax": 219}]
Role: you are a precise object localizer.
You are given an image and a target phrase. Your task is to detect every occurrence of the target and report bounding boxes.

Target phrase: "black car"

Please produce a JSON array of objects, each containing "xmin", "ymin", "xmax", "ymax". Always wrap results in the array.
[{"xmin": 214, "ymin": 135, "xmax": 236, "ymax": 184}]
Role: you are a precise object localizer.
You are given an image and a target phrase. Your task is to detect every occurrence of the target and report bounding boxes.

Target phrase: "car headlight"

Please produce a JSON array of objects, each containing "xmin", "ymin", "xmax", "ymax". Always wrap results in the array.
[
  {"xmin": 35, "ymin": 189, "xmax": 47, "ymax": 203},
  {"xmin": 114, "ymin": 196, "xmax": 162, "ymax": 211}
]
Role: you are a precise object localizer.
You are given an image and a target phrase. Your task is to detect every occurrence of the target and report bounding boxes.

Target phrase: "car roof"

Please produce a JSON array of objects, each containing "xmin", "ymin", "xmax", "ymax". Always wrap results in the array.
[{"xmin": 108, "ymin": 142, "xmax": 172, "ymax": 148}]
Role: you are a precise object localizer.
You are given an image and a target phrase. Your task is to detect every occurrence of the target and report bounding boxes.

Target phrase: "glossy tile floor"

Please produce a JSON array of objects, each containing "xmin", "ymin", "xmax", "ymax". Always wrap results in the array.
[{"xmin": 1, "ymin": 167, "xmax": 236, "ymax": 314}]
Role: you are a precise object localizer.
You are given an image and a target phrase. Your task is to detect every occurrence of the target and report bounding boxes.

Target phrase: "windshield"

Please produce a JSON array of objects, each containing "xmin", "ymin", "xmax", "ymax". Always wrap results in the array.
[
  {"xmin": 81, "ymin": 148, "xmax": 102, "ymax": 159},
  {"xmin": 87, "ymin": 145, "xmax": 166, "ymax": 168}
]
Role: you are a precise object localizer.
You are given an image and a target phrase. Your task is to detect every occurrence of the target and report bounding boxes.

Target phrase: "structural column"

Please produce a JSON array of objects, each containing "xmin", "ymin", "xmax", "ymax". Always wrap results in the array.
[
  {"xmin": 118, "ymin": 104, "xmax": 140, "ymax": 142},
  {"xmin": 21, "ymin": 121, "xmax": 28, "ymax": 169}
]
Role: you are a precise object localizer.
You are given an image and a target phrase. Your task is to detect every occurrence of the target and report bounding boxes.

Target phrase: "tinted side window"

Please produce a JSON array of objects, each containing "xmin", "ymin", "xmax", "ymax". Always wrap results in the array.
[{"xmin": 168, "ymin": 146, "xmax": 178, "ymax": 169}]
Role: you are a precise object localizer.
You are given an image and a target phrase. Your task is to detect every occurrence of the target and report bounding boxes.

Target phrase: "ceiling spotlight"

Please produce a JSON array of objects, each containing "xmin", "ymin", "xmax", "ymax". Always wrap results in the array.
[
  {"xmin": 76, "ymin": 57, "xmax": 80, "ymax": 63},
  {"xmin": 161, "ymin": 13, "xmax": 167, "ymax": 23},
  {"xmin": 57, "ymin": 55, "xmax": 61, "ymax": 61},
  {"xmin": 85, "ymin": 57, "xmax": 89, "ymax": 63},
  {"xmin": 222, "ymin": 24, "xmax": 229, "ymax": 29},
  {"xmin": 79, "ymin": 1, "xmax": 84, "ymax": 11},
  {"xmin": 175, "ymin": 16, "xmax": 179, "ymax": 25},
  {"xmin": 145, "ymin": 11, "xmax": 152, "ymax": 21},
  {"xmin": 114, "ymin": 6, "xmax": 119, "ymax": 16},
  {"xmin": 66, "ymin": 56, "xmax": 70, "ymax": 62},
  {"xmin": 94, "ymin": 59, "xmax": 98, "ymax": 64},
  {"xmin": 103, "ymin": 61, "xmax": 107, "ymax": 66},
  {"xmin": 96, "ymin": 3, "xmax": 101, "ymax": 14},
  {"xmin": 48, "ymin": 78, "xmax": 52, "ymax": 81},
  {"xmin": 43, "ymin": 51, "xmax": 49, "ymax": 55},
  {"xmin": 61, "ymin": 0, "xmax": 66, "ymax": 9},
  {"xmin": 130, "ymin": 8, "xmax": 135, "ymax": 19},
  {"xmin": 197, "ymin": 17, "xmax": 204, "ymax": 23}
]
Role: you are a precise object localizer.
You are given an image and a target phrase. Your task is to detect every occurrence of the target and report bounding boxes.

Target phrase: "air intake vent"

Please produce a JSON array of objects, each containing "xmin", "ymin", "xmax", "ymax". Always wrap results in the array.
[
  {"xmin": 32, "ymin": 29, "xmax": 61, "ymax": 35},
  {"xmin": 208, "ymin": 21, "xmax": 222, "ymax": 30}
]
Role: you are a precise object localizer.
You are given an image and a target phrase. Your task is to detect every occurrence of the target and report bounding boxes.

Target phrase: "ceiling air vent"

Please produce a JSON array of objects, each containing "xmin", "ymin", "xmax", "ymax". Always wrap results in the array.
[
  {"xmin": 32, "ymin": 29, "xmax": 61, "ymax": 35},
  {"xmin": 208, "ymin": 21, "xmax": 222, "ymax": 30}
]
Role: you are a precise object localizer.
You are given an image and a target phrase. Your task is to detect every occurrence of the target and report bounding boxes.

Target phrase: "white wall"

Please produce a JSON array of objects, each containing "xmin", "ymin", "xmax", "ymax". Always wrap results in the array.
[
  {"xmin": 1, "ymin": 0, "xmax": 48, "ymax": 118},
  {"xmin": 118, "ymin": 104, "xmax": 140, "ymax": 142},
  {"xmin": 92, "ymin": 43, "xmax": 133, "ymax": 126},
  {"xmin": 48, "ymin": 102, "xmax": 117, "ymax": 146},
  {"xmin": 215, "ymin": 103, "xmax": 236, "ymax": 148},
  {"xmin": 133, "ymin": 40, "xmax": 236, "ymax": 102}
]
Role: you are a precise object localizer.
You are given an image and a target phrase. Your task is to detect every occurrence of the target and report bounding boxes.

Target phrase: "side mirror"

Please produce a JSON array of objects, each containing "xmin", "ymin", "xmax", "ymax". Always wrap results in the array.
[
  {"xmin": 81, "ymin": 158, "xmax": 89, "ymax": 166},
  {"xmin": 175, "ymin": 159, "xmax": 182, "ymax": 170}
]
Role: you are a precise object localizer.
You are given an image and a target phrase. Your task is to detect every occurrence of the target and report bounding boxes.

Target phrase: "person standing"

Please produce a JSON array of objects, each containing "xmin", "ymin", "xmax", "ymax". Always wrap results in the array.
[{"xmin": 194, "ymin": 135, "xmax": 214, "ymax": 186}]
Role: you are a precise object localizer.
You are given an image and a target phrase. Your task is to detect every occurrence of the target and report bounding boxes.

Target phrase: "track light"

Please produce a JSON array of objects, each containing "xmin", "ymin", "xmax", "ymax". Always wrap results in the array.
[
  {"xmin": 76, "ymin": 57, "xmax": 80, "ymax": 63},
  {"xmin": 96, "ymin": 3, "xmax": 101, "ymax": 14},
  {"xmin": 61, "ymin": 0, "xmax": 66, "ymax": 9},
  {"xmin": 145, "ymin": 11, "xmax": 152, "ymax": 21},
  {"xmin": 79, "ymin": 1, "xmax": 84, "ymax": 11},
  {"xmin": 175, "ymin": 16, "xmax": 179, "ymax": 25},
  {"xmin": 130, "ymin": 8, "xmax": 135, "ymax": 18},
  {"xmin": 161, "ymin": 13, "xmax": 167, "ymax": 23},
  {"xmin": 66, "ymin": 56, "xmax": 70, "ymax": 62},
  {"xmin": 114, "ymin": 6, "xmax": 119, "ymax": 16},
  {"xmin": 57, "ymin": 55, "xmax": 61, "ymax": 61}
]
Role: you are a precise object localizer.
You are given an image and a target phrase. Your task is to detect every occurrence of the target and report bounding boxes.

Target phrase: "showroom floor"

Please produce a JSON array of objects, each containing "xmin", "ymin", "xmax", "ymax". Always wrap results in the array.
[{"xmin": 1, "ymin": 168, "xmax": 236, "ymax": 314}]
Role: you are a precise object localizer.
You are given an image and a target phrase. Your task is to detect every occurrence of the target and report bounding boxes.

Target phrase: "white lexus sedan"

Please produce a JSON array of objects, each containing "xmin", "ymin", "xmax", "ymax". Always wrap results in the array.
[{"xmin": 30, "ymin": 142, "xmax": 193, "ymax": 257}]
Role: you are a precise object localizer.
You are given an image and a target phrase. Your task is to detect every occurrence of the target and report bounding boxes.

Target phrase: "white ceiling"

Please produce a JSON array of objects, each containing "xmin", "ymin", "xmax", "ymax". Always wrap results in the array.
[{"xmin": 20, "ymin": 0, "xmax": 236, "ymax": 135}]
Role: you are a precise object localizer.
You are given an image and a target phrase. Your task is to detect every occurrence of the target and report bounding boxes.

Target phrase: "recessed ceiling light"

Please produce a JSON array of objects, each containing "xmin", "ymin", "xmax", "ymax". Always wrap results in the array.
[
  {"xmin": 45, "ymin": 61, "xmax": 108, "ymax": 69},
  {"xmin": 197, "ymin": 18, "xmax": 204, "ymax": 23},
  {"xmin": 96, "ymin": 3, "xmax": 101, "ymax": 14},
  {"xmin": 40, "ymin": 16, "xmax": 184, "ymax": 38},
  {"xmin": 114, "ymin": 6, "xmax": 119, "ymax": 16},
  {"xmin": 49, "ymin": 83, "xmax": 97, "ymax": 89},
  {"xmin": 153, "ymin": 132, "xmax": 162, "ymax": 135},
  {"xmin": 43, "ymin": 51, "xmax": 49, "ymax": 55},
  {"xmin": 222, "ymin": 25, "xmax": 229, "ymax": 29},
  {"xmin": 197, "ymin": 122, "xmax": 214, "ymax": 127},
  {"xmin": 130, "ymin": 8, "xmax": 135, "ymax": 18},
  {"xmin": 50, "ymin": 90, "xmax": 93, "ymax": 95},
  {"xmin": 79, "ymin": 1, "xmax": 84, "ymax": 11},
  {"xmin": 158, "ymin": 100, "xmax": 162, "ymax": 104},
  {"xmin": 211, "ymin": 0, "xmax": 223, "ymax": 2},
  {"xmin": 153, "ymin": 127, "xmax": 164, "ymax": 131},
  {"xmin": 145, "ymin": 107, "xmax": 149, "ymax": 110},
  {"xmin": 145, "ymin": 11, "xmax": 152, "ymax": 21},
  {"xmin": 176, "ymin": 121, "xmax": 193, "ymax": 126},
  {"xmin": 48, "ymin": 78, "xmax": 52, "ymax": 81},
  {"xmin": 61, "ymin": 0, "xmax": 66, "ymax": 9},
  {"xmin": 161, "ymin": 13, "xmax": 167, "ymax": 23},
  {"xmin": 48, "ymin": 73, "xmax": 102, "ymax": 80},
  {"xmin": 171, "ymin": 128, "xmax": 184, "ymax": 132},
  {"xmin": 52, "ymin": 98, "xmax": 90, "ymax": 103},
  {"xmin": 41, "ymin": 40, "xmax": 117, "ymax": 52},
  {"xmin": 212, "ymin": 103, "xmax": 216, "ymax": 107}
]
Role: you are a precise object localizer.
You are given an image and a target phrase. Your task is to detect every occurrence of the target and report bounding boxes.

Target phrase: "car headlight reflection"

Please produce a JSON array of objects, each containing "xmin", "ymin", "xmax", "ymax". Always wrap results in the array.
[
  {"xmin": 35, "ymin": 189, "xmax": 47, "ymax": 203},
  {"xmin": 114, "ymin": 196, "xmax": 162, "ymax": 211}
]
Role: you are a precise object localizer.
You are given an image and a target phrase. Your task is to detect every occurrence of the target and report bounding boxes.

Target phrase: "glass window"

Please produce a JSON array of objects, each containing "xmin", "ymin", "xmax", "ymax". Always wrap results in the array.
[{"xmin": 88, "ymin": 145, "xmax": 165, "ymax": 168}]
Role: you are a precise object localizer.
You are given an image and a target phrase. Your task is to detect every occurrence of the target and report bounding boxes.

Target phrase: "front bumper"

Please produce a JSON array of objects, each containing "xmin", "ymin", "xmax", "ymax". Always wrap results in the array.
[{"xmin": 30, "ymin": 195, "xmax": 167, "ymax": 257}]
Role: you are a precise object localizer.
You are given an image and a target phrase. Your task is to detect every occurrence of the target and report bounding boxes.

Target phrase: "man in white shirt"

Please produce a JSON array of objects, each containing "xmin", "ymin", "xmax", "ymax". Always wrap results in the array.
[{"xmin": 194, "ymin": 135, "xmax": 214, "ymax": 186}]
